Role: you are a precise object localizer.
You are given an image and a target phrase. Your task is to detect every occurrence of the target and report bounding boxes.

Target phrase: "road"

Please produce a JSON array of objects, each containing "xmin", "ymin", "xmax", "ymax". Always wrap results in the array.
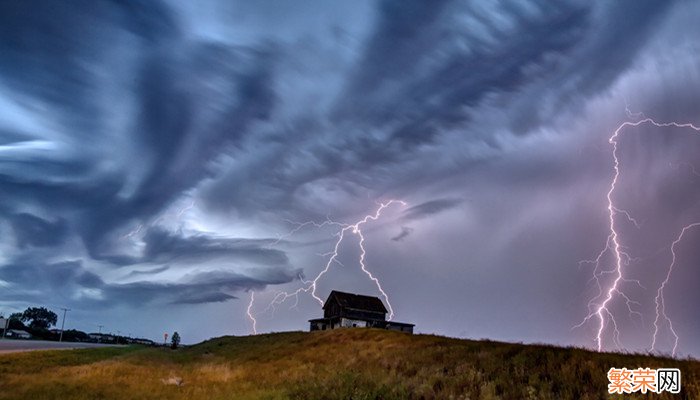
[{"xmin": 0, "ymin": 339, "xmax": 124, "ymax": 354}]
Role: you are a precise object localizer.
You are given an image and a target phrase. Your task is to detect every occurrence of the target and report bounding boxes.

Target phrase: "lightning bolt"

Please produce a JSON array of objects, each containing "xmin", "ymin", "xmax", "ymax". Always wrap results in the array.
[
  {"xmin": 670, "ymin": 161, "xmax": 700, "ymax": 179},
  {"xmin": 122, "ymin": 223, "xmax": 144, "ymax": 239},
  {"xmin": 246, "ymin": 200, "xmax": 406, "ymax": 333},
  {"xmin": 121, "ymin": 200, "xmax": 195, "ymax": 240},
  {"xmin": 624, "ymin": 98, "xmax": 646, "ymax": 120},
  {"xmin": 575, "ymin": 117, "xmax": 700, "ymax": 354},
  {"xmin": 688, "ymin": 163, "xmax": 700, "ymax": 177},
  {"xmin": 651, "ymin": 222, "xmax": 700, "ymax": 356},
  {"xmin": 176, "ymin": 200, "xmax": 196, "ymax": 217},
  {"xmin": 270, "ymin": 217, "xmax": 345, "ymax": 246},
  {"xmin": 247, "ymin": 291, "xmax": 257, "ymax": 335}
]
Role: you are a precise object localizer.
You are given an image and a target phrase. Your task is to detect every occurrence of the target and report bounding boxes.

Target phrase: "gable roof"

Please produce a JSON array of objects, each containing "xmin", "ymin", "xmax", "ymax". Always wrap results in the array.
[{"xmin": 324, "ymin": 290, "xmax": 388, "ymax": 314}]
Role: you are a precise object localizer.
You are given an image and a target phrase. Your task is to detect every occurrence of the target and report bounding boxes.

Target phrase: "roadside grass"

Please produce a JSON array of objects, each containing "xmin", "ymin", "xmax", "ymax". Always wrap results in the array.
[
  {"xmin": 0, "ymin": 346, "xmax": 141, "ymax": 375},
  {"xmin": 0, "ymin": 329, "xmax": 697, "ymax": 399}
]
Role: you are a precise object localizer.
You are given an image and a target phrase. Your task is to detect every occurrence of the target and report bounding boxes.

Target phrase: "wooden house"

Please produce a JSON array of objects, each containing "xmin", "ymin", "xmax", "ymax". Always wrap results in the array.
[{"xmin": 309, "ymin": 290, "xmax": 414, "ymax": 333}]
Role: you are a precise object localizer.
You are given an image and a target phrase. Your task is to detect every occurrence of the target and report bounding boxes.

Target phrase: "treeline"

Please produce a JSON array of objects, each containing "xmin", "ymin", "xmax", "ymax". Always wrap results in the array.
[
  {"xmin": 2, "ymin": 306, "xmax": 162, "ymax": 346},
  {"xmin": 0, "ymin": 307, "xmax": 163, "ymax": 348},
  {"xmin": 2, "ymin": 307, "xmax": 61, "ymax": 340},
  {"xmin": 0, "ymin": 307, "xmax": 135, "ymax": 344}
]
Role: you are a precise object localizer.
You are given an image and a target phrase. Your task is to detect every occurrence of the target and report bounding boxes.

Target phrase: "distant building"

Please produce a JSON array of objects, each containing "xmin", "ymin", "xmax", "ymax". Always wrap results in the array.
[
  {"xmin": 130, "ymin": 338, "xmax": 155, "ymax": 346},
  {"xmin": 88, "ymin": 333, "xmax": 115, "ymax": 343},
  {"xmin": 309, "ymin": 290, "xmax": 414, "ymax": 334},
  {"xmin": 6, "ymin": 329, "xmax": 31, "ymax": 339}
]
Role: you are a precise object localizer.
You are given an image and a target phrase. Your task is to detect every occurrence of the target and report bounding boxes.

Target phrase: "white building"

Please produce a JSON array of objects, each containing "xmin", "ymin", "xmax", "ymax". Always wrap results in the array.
[{"xmin": 7, "ymin": 329, "xmax": 31, "ymax": 339}]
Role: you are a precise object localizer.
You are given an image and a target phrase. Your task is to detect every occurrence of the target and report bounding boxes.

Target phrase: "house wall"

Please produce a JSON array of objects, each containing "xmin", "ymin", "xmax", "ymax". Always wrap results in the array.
[
  {"xmin": 340, "ymin": 318, "xmax": 367, "ymax": 328},
  {"xmin": 323, "ymin": 297, "xmax": 386, "ymax": 321},
  {"xmin": 343, "ymin": 309, "xmax": 385, "ymax": 321},
  {"xmin": 386, "ymin": 324, "xmax": 413, "ymax": 334},
  {"xmin": 323, "ymin": 299, "xmax": 342, "ymax": 318},
  {"xmin": 310, "ymin": 318, "xmax": 413, "ymax": 333},
  {"xmin": 309, "ymin": 321, "xmax": 326, "ymax": 331}
]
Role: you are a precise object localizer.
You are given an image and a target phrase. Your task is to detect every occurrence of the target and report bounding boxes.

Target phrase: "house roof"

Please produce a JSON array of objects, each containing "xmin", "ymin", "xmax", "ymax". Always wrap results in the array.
[{"xmin": 323, "ymin": 290, "xmax": 388, "ymax": 314}]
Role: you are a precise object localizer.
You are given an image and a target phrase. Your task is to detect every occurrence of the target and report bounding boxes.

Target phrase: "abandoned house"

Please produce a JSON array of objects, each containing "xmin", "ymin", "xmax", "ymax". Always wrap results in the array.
[{"xmin": 309, "ymin": 290, "xmax": 414, "ymax": 333}]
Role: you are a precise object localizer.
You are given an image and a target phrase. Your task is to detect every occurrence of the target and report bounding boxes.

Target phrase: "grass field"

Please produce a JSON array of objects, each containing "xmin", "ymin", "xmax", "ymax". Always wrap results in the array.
[{"xmin": 0, "ymin": 329, "xmax": 697, "ymax": 399}]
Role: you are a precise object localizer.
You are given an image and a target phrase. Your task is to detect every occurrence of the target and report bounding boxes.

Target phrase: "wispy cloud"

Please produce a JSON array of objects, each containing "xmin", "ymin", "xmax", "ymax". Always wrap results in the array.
[{"xmin": 391, "ymin": 226, "xmax": 414, "ymax": 242}]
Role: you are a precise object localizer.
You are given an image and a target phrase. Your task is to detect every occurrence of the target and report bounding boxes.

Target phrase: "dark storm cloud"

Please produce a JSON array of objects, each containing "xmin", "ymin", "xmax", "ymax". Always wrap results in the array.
[
  {"xmin": 125, "ymin": 266, "xmax": 170, "ymax": 278},
  {"xmin": 76, "ymin": 42, "xmax": 276, "ymax": 261},
  {"xmin": 0, "ymin": 260, "xmax": 93, "ymax": 291},
  {"xmin": 0, "ymin": 0, "xmax": 678, "ymax": 238},
  {"xmin": 0, "ymin": 1, "xmax": 290, "ymax": 317},
  {"xmin": 336, "ymin": 0, "xmax": 588, "ymax": 142},
  {"xmin": 106, "ymin": 266, "xmax": 299, "ymax": 306},
  {"xmin": 141, "ymin": 228, "xmax": 289, "ymax": 266},
  {"xmin": 197, "ymin": 0, "xmax": 676, "ymax": 223},
  {"xmin": 0, "ymin": 0, "xmax": 678, "ymax": 286},
  {"xmin": 8, "ymin": 213, "xmax": 68, "ymax": 248},
  {"xmin": 172, "ymin": 292, "xmax": 236, "ymax": 305},
  {"xmin": 0, "ymin": 1, "xmax": 177, "ymax": 107},
  {"xmin": 391, "ymin": 227, "xmax": 413, "ymax": 242},
  {"xmin": 0, "ymin": 258, "xmax": 299, "ymax": 307},
  {"xmin": 1, "ymin": 0, "xmax": 671, "ymax": 244},
  {"xmin": 98, "ymin": 228, "xmax": 290, "ymax": 268},
  {"xmin": 0, "ymin": 0, "xmax": 277, "ymax": 262},
  {"xmin": 401, "ymin": 199, "xmax": 463, "ymax": 222},
  {"xmin": 330, "ymin": 0, "xmax": 675, "ymax": 148}
]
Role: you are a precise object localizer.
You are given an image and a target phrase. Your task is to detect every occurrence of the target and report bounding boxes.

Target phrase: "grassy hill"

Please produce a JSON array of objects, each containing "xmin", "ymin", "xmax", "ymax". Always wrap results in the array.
[{"xmin": 0, "ymin": 329, "xmax": 698, "ymax": 399}]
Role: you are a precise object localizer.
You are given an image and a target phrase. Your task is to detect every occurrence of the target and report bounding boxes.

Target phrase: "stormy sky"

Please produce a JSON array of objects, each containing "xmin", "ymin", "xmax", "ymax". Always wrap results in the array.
[{"xmin": 1, "ymin": 0, "xmax": 699, "ymax": 356}]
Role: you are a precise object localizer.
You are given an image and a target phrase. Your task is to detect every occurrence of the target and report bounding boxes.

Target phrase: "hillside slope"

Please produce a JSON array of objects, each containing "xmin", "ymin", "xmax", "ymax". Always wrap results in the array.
[{"xmin": 0, "ymin": 329, "xmax": 698, "ymax": 399}]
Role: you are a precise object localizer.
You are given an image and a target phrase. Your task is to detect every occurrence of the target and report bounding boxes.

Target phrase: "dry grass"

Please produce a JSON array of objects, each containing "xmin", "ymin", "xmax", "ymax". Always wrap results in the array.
[{"xmin": 0, "ymin": 329, "xmax": 698, "ymax": 399}]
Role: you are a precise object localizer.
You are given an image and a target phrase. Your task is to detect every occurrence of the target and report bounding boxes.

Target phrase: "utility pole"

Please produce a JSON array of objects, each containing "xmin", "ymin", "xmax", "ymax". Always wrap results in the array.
[
  {"xmin": 58, "ymin": 308, "xmax": 70, "ymax": 342},
  {"xmin": 1, "ymin": 315, "xmax": 9, "ymax": 340},
  {"xmin": 97, "ymin": 324, "xmax": 104, "ymax": 343}
]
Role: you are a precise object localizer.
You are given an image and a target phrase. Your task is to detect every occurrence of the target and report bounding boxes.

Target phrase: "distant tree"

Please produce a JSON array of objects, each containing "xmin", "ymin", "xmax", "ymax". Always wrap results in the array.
[
  {"xmin": 62, "ymin": 329, "xmax": 89, "ymax": 342},
  {"xmin": 20, "ymin": 307, "xmax": 57, "ymax": 330},
  {"xmin": 8, "ymin": 312, "xmax": 26, "ymax": 330},
  {"xmin": 171, "ymin": 332, "xmax": 181, "ymax": 349}
]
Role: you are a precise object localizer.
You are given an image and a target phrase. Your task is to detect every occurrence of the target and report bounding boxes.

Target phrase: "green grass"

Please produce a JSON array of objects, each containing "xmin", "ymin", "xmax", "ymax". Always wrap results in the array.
[{"xmin": 0, "ymin": 329, "xmax": 697, "ymax": 399}]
